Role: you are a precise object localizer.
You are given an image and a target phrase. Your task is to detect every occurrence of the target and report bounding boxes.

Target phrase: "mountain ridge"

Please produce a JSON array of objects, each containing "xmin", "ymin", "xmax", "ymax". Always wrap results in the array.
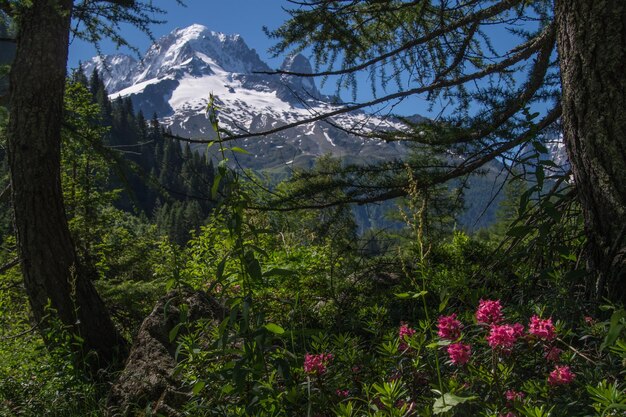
[{"xmin": 82, "ymin": 23, "xmax": 411, "ymax": 172}]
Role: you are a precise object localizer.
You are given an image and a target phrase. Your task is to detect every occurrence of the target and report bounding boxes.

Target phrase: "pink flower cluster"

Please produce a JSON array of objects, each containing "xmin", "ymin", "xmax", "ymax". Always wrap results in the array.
[
  {"xmin": 398, "ymin": 323, "xmax": 416, "ymax": 351},
  {"xmin": 528, "ymin": 315, "xmax": 556, "ymax": 340},
  {"xmin": 447, "ymin": 342, "xmax": 471, "ymax": 365},
  {"xmin": 428, "ymin": 298, "xmax": 575, "ymax": 395},
  {"xmin": 486, "ymin": 323, "xmax": 524, "ymax": 350},
  {"xmin": 476, "ymin": 299, "xmax": 504, "ymax": 324},
  {"xmin": 505, "ymin": 389, "xmax": 525, "ymax": 403},
  {"xmin": 548, "ymin": 365, "xmax": 576, "ymax": 386},
  {"xmin": 437, "ymin": 313, "xmax": 462, "ymax": 340},
  {"xmin": 304, "ymin": 353, "xmax": 333, "ymax": 375},
  {"xmin": 336, "ymin": 389, "xmax": 349, "ymax": 398}
]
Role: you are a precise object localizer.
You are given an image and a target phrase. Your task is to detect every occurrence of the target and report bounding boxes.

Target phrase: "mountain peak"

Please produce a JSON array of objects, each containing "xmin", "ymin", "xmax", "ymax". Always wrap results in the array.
[
  {"xmin": 278, "ymin": 53, "xmax": 320, "ymax": 101},
  {"xmin": 82, "ymin": 54, "xmax": 137, "ymax": 92},
  {"xmin": 133, "ymin": 23, "xmax": 268, "ymax": 80},
  {"xmin": 281, "ymin": 53, "xmax": 314, "ymax": 74},
  {"xmin": 173, "ymin": 23, "xmax": 209, "ymax": 37},
  {"xmin": 172, "ymin": 24, "xmax": 241, "ymax": 44}
]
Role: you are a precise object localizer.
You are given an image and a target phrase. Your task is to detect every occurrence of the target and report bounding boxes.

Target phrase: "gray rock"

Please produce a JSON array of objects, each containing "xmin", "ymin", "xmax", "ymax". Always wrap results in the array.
[{"xmin": 106, "ymin": 287, "xmax": 223, "ymax": 417}]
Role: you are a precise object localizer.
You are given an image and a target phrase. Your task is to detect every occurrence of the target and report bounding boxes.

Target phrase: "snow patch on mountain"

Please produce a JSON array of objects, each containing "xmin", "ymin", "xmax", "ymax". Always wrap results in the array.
[{"xmin": 83, "ymin": 24, "xmax": 413, "ymax": 170}]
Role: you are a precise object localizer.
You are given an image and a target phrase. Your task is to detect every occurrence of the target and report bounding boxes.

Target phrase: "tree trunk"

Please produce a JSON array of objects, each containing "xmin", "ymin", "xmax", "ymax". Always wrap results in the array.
[
  {"xmin": 7, "ymin": 0, "xmax": 126, "ymax": 368},
  {"xmin": 555, "ymin": 0, "xmax": 626, "ymax": 303}
]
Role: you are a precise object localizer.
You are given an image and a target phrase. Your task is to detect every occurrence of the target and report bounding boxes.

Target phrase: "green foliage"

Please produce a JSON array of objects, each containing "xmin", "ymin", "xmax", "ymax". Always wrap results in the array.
[
  {"xmin": 0, "ymin": 46, "xmax": 619, "ymax": 417},
  {"xmin": 0, "ymin": 270, "xmax": 103, "ymax": 416}
]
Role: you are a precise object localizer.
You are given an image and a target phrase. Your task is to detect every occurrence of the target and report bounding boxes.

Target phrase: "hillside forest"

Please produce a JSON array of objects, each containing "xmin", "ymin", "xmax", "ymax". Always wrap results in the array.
[{"xmin": 0, "ymin": 1, "xmax": 625, "ymax": 416}]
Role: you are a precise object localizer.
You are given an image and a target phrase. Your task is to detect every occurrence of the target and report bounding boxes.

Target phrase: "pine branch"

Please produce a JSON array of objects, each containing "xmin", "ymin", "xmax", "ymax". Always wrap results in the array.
[
  {"xmin": 261, "ymin": 0, "xmax": 523, "ymax": 78},
  {"xmin": 0, "ymin": 257, "xmax": 19, "ymax": 274},
  {"xmin": 0, "ymin": 183, "xmax": 10, "ymax": 202}
]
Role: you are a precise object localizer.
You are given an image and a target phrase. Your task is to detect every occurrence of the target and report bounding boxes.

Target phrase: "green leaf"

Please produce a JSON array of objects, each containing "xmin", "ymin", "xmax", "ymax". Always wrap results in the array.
[
  {"xmin": 230, "ymin": 146, "xmax": 250, "ymax": 155},
  {"xmin": 245, "ymin": 251, "xmax": 263, "ymax": 282},
  {"xmin": 221, "ymin": 384, "xmax": 235, "ymax": 394},
  {"xmin": 535, "ymin": 165, "xmax": 545, "ymax": 188},
  {"xmin": 543, "ymin": 202, "xmax": 561, "ymax": 222},
  {"xmin": 215, "ymin": 257, "xmax": 227, "ymax": 281},
  {"xmin": 192, "ymin": 381, "xmax": 206, "ymax": 395},
  {"xmin": 211, "ymin": 173, "xmax": 222, "ymax": 199},
  {"xmin": 439, "ymin": 294, "xmax": 450, "ymax": 312},
  {"xmin": 169, "ymin": 323, "xmax": 182, "ymax": 343},
  {"xmin": 507, "ymin": 225, "xmax": 534, "ymax": 238},
  {"xmin": 265, "ymin": 323, "xmax": 285, "ymax": 335},
  {"xmin": 601, "ymin": 309, "xmax": 626, "ymax": 351},
  {"xmin": 532, "ymin": 141, "xmax": 548, "ymax": 153},
  {"xmin": 560, "ymin": 252, "xmax": 577, "ymax": 262},
  {"xmin": 433, "ymin": 393, "xmax": 476, "ymax": 414},
  {"xmin": 539, "ymin": 159, "xmax": 559, "ymax": 168},
  {"xmin": 427, "ymin": 340, "xmax": 452, "ymax": 349},
  {"xmin": 395, "ymin": 290, "xmax": 427, "ymax": 299}
]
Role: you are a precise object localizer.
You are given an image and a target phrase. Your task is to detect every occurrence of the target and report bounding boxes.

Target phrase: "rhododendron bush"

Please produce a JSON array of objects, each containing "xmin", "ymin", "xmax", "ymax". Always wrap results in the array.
[
  {"xmin": 176, "ymin": 289, "xmax": 624, "ymax": 417},
  {"xmin": 152, "ymin": 187, "xmax": 625, "ymax": 417},
  {"xmin": 291, "ymin": 299, "xmax": 621, "ymax": 417}
]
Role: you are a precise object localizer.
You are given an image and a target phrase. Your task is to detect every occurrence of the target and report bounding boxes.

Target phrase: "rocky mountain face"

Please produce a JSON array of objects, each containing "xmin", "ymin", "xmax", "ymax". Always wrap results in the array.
[{"xmin": 83, "ymin": 24, "xmax": 409, "ymax": 172}]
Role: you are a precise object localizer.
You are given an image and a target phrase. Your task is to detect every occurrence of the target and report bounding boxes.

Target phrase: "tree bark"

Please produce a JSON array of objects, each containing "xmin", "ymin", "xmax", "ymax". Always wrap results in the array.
[
  {"xmin": 555, "ymin": 0, "xmax": 626, "ymax": 303},
  {"xmin": 7, "ymin": 0, "xmax": 126, "ymax": 368}
]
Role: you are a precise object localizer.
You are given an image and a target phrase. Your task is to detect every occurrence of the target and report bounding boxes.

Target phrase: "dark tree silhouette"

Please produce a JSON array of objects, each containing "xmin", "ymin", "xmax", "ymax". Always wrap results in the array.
[{"xmin": 2, "ymin": 0, "xmax": 179, "ymax": 369}]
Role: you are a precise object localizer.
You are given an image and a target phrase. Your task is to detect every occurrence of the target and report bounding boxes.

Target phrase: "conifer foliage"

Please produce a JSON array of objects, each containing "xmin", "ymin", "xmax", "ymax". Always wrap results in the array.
[
  {"xmin": 266, "ymin": 0, "xmax": 625, "ymax": 302},
  {"xmin": 76, "ymin": 68, "xmax": 219, "ymax": 245}
]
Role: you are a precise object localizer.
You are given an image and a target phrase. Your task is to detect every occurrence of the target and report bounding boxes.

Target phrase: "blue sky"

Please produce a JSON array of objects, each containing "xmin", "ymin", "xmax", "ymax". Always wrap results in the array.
[{"xmin": 68, "ymin": 0, "xmax": 290, "ymax": 69}]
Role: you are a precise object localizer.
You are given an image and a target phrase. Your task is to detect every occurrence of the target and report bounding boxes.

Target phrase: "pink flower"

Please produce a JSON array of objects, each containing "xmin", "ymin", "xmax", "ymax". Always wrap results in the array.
[
  {"xmin": 584, "ymin": 316, "xmax": 595, "ymax": 325},
  {"xmin": 528, "ymin": 315, "xmax": 556, "ymax": 340},
  {"xmin": 303, "ymin": 353, "xmax": 333, "ymax": 375},
  {"xmin": 336, "ymin": 389, "xmax": 349, "ymax": 398},
  {"xmin": 447, "ymin": 342, "xmax": 471, "ymax": 365},
  {"xmin": 398, "ymin": 323, "xmax": 416, "ymax": 351},
  {"xmin": 544, "ymin": 346, "xmax": 562, "ymax": 362},
  {"xmin": 476, "ymin": 299, "xmax": 504, "ymax": 324},
  {"xmin": 548, "ymin": 365, "xmax": 576, "ymax": 386},
  {"xmin": 505, "ymin": 389, "xmax": 525, "ymax": 404},
  {"xmin": 512, "ymin": 323, "xmax": 525, "ymax": 337},
  {"xmin": 437, "ymin": 313, "xmax": 463, "ymax": 340},
  {"xmin": 487, "ymin": 324, "xmax": 520, "ymax": 350}
]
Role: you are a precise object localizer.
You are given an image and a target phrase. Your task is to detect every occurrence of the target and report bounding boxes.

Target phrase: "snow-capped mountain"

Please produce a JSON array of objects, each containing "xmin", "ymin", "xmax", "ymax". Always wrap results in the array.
[
  {"xmin": 81, "ymin": 24, "xmax": 568, "ymax": 230},
  {"xmin": 545, "ymin": 136, "xmax": 570, "ymax": 170},
  {"xmin": 83, "ymin": 24, "xmax": 409, "ymax": 171}
]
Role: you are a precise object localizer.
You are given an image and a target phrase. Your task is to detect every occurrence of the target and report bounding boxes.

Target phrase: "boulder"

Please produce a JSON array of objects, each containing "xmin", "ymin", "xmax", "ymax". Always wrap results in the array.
[{"xmin": 106, "ymin": 287, "xmax": 223, "ymax": 416}]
